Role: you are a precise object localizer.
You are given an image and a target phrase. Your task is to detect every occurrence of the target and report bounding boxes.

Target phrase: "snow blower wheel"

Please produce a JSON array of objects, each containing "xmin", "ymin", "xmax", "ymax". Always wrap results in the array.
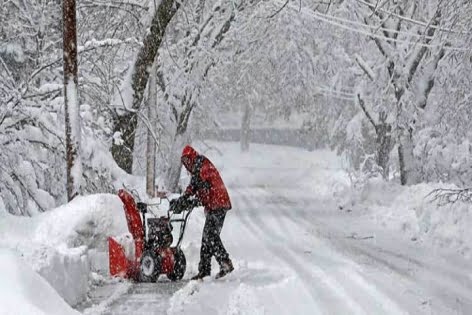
[
  {"xmin": 140, "ymin": 250, "xmax": 161, "ymax": 282},
  {"xmin": 167, "ymin": 248, "xmax": 186, "ymax": 281}
]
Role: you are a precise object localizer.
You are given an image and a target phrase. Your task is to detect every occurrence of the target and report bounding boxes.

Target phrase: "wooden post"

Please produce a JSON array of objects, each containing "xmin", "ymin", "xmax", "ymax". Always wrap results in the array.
[{"xmin": 63, "ymin": 0, "xmax": 81, "ymax": 200}]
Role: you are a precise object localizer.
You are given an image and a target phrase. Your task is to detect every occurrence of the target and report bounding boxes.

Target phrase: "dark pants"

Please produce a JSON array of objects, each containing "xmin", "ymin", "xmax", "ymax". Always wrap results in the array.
[{"xmin": 198, "ymin": 209, "xmax": 230, "ymax": 275}]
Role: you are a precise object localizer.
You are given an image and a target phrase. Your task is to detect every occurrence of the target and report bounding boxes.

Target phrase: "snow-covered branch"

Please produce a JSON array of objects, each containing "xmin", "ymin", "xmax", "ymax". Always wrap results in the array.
[
  {"xmin": 356, "ymin": 94, "xmax": 377, "ymax": 129},
  {"xmin": 428, "ymin": 188, "xmax": 472, "ymax": 206},
  {"xmin": 354, "ymin": 54, "xmax": 375, "ymax": 81}
]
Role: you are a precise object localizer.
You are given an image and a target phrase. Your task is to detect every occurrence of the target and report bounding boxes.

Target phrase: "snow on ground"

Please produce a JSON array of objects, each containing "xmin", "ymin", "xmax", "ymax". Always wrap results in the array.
[
  {"xmin": 0, "ymin": 194, "xmax": 128, "ymax": 307},
  {"xmin": 81, "ymin": 141, "xmax": 472, "ymax": 315},
  {"xmin": 0, "ymin": 248, "xmax": 80, "ymax": 315},
  {"xmin": 205, "ymin": 141, "xmax": 472, "ymax": 257},
  {"xmin": 339, "ymin": 178, "xmax": 472, "ymax": 259},
  {"xmin": 2, "ymin": 141, "xmax": 472, "ymax": 314}
]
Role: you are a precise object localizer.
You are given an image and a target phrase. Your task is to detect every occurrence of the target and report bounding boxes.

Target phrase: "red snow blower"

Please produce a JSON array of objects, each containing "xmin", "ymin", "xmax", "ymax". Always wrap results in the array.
[{"xmin": 108, "ymin": 189, "xmax": 196, "ymax": 282}]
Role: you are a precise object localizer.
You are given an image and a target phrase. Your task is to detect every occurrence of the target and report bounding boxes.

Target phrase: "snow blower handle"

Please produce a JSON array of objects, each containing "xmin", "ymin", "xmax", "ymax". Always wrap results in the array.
[
  {"xmin": 169, "ymin": 198, "xmax": 185, "ymax": 215},
  {"xmin": 169, "ymin": 196, "xmax": 199, "ymax": 215},
  {"xmin": 169, "ymin": 197, "xmax": 197, "ymax": 249}
]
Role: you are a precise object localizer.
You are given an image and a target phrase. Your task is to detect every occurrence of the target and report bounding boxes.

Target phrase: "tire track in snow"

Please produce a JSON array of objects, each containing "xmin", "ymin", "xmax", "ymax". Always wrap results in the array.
[
  {"xmin": 270, "ymin": 196, "xmax": 414, "ymax": 315},
  {"xmin": 272, "ymin": 192, "xmax": 472, "ymax": 314},
  {"xmin": 234, "ymin": 189, "xmax": 367, "ymax": 315},
  {"xmin": 235, "ymin": 188, "xmax": 408, "ymax": 315},
  {"xmin": 232, "ymin": 189, "xmax": 325, "ymax": 315},
  {"xmin": 104, "ymin": 282, "xmax": 187, "ymax": 315},
  {"xmin": 278, "ymin": 196, "xmax": 472, "ymax": 313},
  {"xmin": 81, "ymin": 280, "xmax": 187, "ymax": 314},
  {"xmin": 81, "ymin": 281, "xmax": 132, "ymax": 314},
  {"xmin": 239, "ymin": 209, "xmax": 367, "ymax": 314}
]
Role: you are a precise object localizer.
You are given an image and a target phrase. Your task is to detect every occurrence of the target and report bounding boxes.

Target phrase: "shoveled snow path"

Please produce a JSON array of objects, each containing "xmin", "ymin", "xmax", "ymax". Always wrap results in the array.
[{"xmin": 80, "ymin": 151, "xmax": 472, "ymax": 315}]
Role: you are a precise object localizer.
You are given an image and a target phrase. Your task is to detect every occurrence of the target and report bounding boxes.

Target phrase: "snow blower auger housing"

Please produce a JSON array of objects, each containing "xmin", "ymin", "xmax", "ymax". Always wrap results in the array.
[{"xmin": 108, "ymin": 189, "xmax": 195, "ymax": 282}]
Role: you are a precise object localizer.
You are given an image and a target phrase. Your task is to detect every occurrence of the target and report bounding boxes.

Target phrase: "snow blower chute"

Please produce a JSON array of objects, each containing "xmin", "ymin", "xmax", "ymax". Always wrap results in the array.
[{"xmin": 108, "ymin": 189, "xmax": 195, "ymax": 282}]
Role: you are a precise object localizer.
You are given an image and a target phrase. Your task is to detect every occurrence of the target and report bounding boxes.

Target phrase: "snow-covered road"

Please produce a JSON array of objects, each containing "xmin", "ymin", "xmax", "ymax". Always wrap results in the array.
[
  {"xmin": 81, "ymin": 144, "xmax": 472, "ymax": 315},
  {"xmin": 233, "ymin": 186, "xmax": 472, "ymax": 315}
]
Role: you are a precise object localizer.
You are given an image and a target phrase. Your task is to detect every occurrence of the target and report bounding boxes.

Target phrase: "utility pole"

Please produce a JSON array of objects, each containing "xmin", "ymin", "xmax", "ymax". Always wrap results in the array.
[{"xmin": 63, "ymin": 0, "xmax": 82, "ymax": 200}]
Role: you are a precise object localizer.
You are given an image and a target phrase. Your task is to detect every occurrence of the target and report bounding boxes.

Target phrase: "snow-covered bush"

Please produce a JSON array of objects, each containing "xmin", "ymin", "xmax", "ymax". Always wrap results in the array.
[
  {"xmin": 338, "ymin": 178, "xmax": 472, "ymax": 258},
  {"xmin": 415, "ymin": 129, "xmax": 472, "ymax": 186}
]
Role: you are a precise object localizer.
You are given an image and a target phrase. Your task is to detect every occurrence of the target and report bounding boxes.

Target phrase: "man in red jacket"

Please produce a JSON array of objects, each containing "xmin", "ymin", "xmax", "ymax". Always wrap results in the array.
[{"xmin": 177, "ymin": 145, "xmax": 234, "ymax": 280}]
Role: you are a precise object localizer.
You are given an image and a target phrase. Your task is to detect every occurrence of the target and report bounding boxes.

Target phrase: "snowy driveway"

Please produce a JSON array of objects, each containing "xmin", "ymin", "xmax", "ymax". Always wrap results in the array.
[{"xmin": 82, "ymin": 144, "xmax": 472, "ymax": 315}]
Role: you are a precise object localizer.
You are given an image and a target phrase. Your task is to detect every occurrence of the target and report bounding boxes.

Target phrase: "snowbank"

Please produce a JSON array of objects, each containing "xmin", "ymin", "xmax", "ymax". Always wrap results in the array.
[
  {"xmin": 0, "ymin": 249, "xmax": 80, "ymax": 315},
  {"xmin": 340, "ymin": 178, "xmax": 472, "ymax": 258},
  {"xmin": 34, "ymin": 194, "xmax": 127, "ymax": 249},
  {"xmin": 0, "ymin": 194, "xmax": 128, "ymax": 306},
  {"xmin": 28, "ymin": 245, "xmax": 90, "ymax": 306}
]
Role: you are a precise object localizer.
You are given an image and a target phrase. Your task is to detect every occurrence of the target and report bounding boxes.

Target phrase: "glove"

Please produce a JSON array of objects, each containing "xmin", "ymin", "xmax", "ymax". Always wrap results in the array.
[
  {"xmin": 169, "ymin": 198, "xmax": 182, "ymax": 214},
  {"xmin": 170, "ymin": 195, "xmax": 200, "ymax": 214},
  {"xmin": 188, "ymin": 198, "xmax": 201, "ymax": 209}
]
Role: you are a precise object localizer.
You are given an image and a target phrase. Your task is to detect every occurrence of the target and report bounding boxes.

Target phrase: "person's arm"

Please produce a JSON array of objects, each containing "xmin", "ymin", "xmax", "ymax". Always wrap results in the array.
[
  {"xmin": 196, "ymin": 163, "xmax": 212, "ymax": 192},
  {"xmin": 184, "ymin": 181, "xmax": 195, "ymax": 197},
  {"xmin": 184, "ymin": 167, "xmax": 203, "ymax": 197},
  {"xmin": 189, "ymin": 159, "xmax": 211, "ymax": 192}
]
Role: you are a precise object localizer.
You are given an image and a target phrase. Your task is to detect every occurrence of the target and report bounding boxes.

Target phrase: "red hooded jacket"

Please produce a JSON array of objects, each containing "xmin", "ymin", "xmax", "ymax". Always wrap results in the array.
[{"xmin": 181, "ymin": 145, "xmax": 231, "ymax": 212}]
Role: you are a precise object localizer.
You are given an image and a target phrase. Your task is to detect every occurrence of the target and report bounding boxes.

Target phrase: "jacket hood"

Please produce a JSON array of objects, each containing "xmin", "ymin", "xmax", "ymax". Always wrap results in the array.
[{"xmin": 181, "ymin": 145, "xmax": 198, "ymax": 172}]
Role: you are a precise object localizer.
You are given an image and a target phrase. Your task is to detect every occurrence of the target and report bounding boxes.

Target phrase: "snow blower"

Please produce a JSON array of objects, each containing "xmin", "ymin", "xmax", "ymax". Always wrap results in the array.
[{"xmin": 108, "ymin": 189, "xmax": 195, "ymax": 282}]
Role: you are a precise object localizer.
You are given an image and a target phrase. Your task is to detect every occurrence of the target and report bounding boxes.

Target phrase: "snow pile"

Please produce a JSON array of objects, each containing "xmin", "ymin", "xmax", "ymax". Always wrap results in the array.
[
  {"xmin": 0, "ymin": 194, "xmax": 128, "ymax": 306},
  {"xmin": 340, "ymin": 179, "xmax": 472, "ymax": 258},
  {"xmin": 27, "ymin": 245, "xmax": 90, "ymax": 306},
  {"xmin": 0, "ymin": 248, "xmax": 80, "ymax": 315},
  {"xmin": 34, "ymin": 194, "xmax": 127, "ymax": 249},
  {"xmin": 414, "ymin": 185, "xmax": 472, "ymax": 257}
]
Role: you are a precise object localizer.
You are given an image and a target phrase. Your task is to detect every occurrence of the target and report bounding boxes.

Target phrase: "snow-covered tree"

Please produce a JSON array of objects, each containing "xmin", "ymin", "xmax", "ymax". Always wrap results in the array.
[
  {"xmin": 297, "ymin": 0, "xmax": 472, "ymax": 184},
  {"xmin": 0, "ymin": 0, "xmax": 144, "ymax": 214}
]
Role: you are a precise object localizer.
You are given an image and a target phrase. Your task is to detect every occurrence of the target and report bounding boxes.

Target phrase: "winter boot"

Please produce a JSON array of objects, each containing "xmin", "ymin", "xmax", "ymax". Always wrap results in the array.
[
  {"xmin": 191, "ymin": 271, "xmax": 210, "ymax": 281},
  {"xmin": 215, "ymin": 260, "xmax": 234, "ymax": 279}
]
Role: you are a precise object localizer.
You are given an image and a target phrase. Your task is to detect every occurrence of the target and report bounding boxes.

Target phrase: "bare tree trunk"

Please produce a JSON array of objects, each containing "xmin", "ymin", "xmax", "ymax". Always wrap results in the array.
[
  {"xmin": 111, "ymin": 113, "xmax": 137, "ymax": 173},
  {"xmin": 376, "ymin": 122, "xmax": 392, "ymax": 179},
  {"xmin": 165, "ymin": 132, "xmax": 189, "ymax": 192},
  {"xmin": 398, "ymin": 130, "xmax": 419, "ymax": 185},
  {"xmin": 63, "ymin": 0, "xmax": 81, "ymax": 201},
  {"xmin": 166, "ymin": 98, "xmax": 196, "ymax": 191},
  {"xmin": 112, "ymin": 0, "xmax": 179, "ymax": 173},
  {"xmin": 146, "ymin": 62, "xmax": 158, "ymax": 197},
  {"xmin": 240, "ymin": 102, "xmax": 252, "ymax": 152},
  {"xmin": 357, "ymin": 95, "xmax": 392, "ymax": 179}
]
